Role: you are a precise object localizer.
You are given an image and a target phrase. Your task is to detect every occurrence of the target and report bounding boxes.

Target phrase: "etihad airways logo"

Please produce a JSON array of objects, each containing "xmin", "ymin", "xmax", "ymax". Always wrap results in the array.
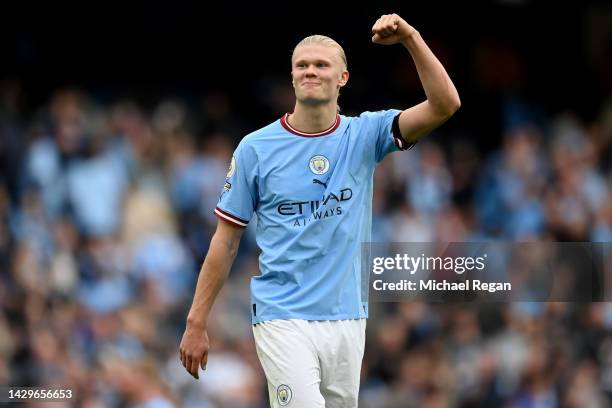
[
  {"xmin": 277, "ymin": 188, "xmax": 353, "ymax": 215},
  {"xmin": 277, "ymin": 187, "xmax": 353, "ymax": 227}
]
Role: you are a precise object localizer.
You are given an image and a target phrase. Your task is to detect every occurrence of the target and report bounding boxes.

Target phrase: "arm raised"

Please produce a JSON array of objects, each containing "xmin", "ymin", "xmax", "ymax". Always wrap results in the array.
[{"xmin": 372, "ymin": 13, "xmax": 461, "ymax": 143}]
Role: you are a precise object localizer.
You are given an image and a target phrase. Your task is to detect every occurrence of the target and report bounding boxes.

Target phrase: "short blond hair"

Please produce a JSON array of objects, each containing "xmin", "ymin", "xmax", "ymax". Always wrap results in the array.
[{"xmin": 292, "ymin": 35, "xmax": 348, "ymax": 69}]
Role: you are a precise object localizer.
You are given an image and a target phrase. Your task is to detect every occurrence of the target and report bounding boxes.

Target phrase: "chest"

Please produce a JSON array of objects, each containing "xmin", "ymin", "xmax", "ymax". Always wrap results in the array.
[{"xmin": 259, "ymin": 133, "xmax": 366, "ymax": 203}]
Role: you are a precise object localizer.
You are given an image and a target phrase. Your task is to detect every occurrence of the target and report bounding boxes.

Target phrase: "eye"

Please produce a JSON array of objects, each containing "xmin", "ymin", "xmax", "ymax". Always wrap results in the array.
[{"xmin": 317, "ymin": 62, "xmax": 328, "ymax": 68}]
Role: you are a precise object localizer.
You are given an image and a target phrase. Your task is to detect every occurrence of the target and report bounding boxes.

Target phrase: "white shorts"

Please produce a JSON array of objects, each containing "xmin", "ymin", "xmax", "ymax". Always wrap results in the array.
[{"xmin": 253, "ymin": 318, "xmax": 366, "ymax": 408}]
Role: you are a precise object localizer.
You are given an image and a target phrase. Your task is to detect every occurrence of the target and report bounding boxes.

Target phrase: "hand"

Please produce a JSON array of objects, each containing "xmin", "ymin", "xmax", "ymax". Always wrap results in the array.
[
  {"xmin": 371, "ymin": 13, "xmax": 416, "ymax": 45},
  {"xmin": 179, "ymin": 323, "xmax": 209, "ymax": 380}
]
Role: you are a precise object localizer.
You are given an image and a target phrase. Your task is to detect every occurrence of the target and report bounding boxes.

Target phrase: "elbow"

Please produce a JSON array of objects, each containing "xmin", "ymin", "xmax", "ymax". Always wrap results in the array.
[
  {"xmin": 439, "ymin": 97, "xmax": 461, "ymax": 119},
  {"xmin": 447, "ymin": 93, "xmax": 461, "ymax": 115},
  {"xmin": 451, "ymin": 96, "xmax": 461, "ymax": 113},
  {"xmin": 429, "ymin": 92, "xmax": 461, "ymax": 120}
]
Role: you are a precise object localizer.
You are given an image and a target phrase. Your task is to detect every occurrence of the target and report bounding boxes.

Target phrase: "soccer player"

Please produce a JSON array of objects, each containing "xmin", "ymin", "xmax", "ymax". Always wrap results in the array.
[{"xmin": 180, "ymin": 13, "xmax": 460, "ymax": 407}]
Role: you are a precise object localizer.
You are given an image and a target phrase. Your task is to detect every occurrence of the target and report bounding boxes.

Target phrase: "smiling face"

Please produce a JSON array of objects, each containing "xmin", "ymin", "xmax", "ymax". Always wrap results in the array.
[{"xmin": 291, "ymin": 40, "xmax": 349, "ymax": 107}]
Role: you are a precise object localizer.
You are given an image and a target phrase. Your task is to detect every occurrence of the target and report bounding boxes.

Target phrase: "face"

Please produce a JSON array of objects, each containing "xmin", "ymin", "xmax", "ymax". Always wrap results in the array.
[{"xmin": 291, "ymin": 44, "xmax": 349, "ymax": 106}]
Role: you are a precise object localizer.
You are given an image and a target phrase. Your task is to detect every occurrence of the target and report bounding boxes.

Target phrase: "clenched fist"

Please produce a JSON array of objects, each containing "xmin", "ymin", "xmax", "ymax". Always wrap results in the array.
[{"xmin": 371, "ymin": 13, "xmax": 417, "ymax": 45}]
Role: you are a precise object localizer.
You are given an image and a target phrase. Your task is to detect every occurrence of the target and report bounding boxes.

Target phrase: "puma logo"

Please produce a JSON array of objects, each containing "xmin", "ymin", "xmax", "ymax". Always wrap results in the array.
[{"xmin": 313, "ymin": 179, "xmax": 328, "ymax": 189}]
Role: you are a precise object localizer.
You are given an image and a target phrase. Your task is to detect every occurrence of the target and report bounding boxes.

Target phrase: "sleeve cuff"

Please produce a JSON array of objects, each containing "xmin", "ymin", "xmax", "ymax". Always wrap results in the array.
[
  {"xmin": 392, "ymin": 113, "xmax": 416, "ymax": 151},
  {"xmin": 214, "ymin": 207, "xmax": 249, "ymax": 227}
]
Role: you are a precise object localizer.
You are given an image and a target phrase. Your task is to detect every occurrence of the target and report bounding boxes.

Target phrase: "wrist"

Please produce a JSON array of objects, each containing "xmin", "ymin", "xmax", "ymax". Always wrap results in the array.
[
  {"xmin": 400, "ymin": 29, "xmax": 420, "ymax": 47},
  {"xmin": 187, "ymin": 315, "xmax": 207, "ymax": 329}
]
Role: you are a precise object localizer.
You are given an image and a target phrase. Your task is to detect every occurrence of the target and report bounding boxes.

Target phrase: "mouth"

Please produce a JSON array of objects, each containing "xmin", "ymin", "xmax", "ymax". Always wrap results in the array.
[{"xmin": 302, "ymin": 82, "xmax": 321, "ymax": 86}]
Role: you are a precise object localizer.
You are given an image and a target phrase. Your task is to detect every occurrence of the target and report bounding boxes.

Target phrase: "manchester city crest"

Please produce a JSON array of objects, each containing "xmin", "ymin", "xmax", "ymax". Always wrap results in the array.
[
  {"xmin": 309, "ymin": 155, "xmax": 329, "ymax": 175},
  {"xmin": 277, "ymin": 384, "xmax": 292, "ymax": 406}
]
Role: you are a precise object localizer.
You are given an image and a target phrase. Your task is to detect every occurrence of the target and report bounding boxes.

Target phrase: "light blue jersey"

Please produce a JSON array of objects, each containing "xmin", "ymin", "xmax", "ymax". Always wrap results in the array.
[{"xmin": 215, "ymin": 110, "xmax": 412, "ymax": 324}]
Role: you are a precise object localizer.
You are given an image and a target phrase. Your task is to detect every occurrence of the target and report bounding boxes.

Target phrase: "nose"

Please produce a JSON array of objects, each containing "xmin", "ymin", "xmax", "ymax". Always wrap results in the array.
[{"xmin": 305, "ymin": 64, "xmax": 317, "ymax": 77}]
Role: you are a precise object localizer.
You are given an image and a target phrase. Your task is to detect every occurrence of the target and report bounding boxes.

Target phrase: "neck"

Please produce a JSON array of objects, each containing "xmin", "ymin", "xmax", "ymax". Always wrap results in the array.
[{"xmin": 288, "ymin": 101, "xmax": 338, "ymax": 133}]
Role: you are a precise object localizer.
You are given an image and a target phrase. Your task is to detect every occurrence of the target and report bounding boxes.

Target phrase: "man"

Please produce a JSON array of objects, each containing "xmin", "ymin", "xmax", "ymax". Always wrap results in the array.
[{"xmin": 180, "ymin": 13, "xmax": 460, "ymax": 407}]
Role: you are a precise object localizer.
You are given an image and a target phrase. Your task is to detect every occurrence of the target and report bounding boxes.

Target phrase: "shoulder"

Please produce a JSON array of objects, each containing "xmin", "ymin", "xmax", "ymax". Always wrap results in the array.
[
  {"xmin": 234, "ymin": 118, "xmax": 283, "ymax": 159},
  {"xmin": 241, "ymin": 118, "xmax": 284, "ymax": 144},
  {"xmin": 236, "ymin": 118, "xmax": 282, "ymax": 148}
]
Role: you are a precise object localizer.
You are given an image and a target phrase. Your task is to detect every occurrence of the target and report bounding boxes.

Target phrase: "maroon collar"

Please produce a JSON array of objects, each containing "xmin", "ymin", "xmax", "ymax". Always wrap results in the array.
[{"xmin": 280, "ymin": 113, "xmax": 341, "ymax": 137}]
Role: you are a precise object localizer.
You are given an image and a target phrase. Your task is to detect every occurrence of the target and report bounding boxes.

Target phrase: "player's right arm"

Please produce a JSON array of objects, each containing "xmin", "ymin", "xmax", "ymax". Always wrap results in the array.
[{"xmin": 179, "ymin": 219, "xmax": 244, "ymax": 379}]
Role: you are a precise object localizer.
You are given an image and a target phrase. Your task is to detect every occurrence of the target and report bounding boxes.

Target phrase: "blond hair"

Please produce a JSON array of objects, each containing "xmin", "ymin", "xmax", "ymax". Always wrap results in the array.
[{"xmin": 292, "ymin": 35, "xmax": 348, "ymax": 69}]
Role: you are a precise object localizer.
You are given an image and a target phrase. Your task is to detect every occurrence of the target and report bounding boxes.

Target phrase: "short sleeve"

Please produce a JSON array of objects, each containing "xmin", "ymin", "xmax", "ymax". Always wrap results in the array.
[
  {"xmin": 214, "ymin": 141, "xmax": 258, "ymax": 227},
  {"xmin": 357, "ymin": 109, "xmax": 415, "ymax": 163}
]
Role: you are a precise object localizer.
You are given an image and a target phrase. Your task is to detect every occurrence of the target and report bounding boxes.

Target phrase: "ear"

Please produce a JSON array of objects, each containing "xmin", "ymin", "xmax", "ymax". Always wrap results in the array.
[{"xmin": 338, "ymin": 70, "xmax": 349, "ymax": 88}]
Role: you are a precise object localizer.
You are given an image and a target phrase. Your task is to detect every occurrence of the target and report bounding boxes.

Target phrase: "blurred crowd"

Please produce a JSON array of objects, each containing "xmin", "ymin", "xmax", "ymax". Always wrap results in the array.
[{"xmin": 0, "ymin": 70, "xmax": 611, "ymax": 408}]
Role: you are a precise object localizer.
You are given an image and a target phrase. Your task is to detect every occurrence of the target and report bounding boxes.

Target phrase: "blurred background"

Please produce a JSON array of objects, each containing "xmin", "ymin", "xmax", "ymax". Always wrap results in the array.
[{"xmin": 1, "ymin": 1, "xmax": 612, "ymax": 407}]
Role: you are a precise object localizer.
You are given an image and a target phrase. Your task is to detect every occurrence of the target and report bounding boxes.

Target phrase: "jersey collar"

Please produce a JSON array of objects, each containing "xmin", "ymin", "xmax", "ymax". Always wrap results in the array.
[{"xmin": 280, "ymin": 113, "xmax": 341, "ymax": 137}]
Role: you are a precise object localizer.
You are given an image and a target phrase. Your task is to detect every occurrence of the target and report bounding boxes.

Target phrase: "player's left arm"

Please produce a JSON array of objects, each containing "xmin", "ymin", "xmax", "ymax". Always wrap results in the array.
[{"xmin": 372, "ymin": 13, "xmax": 461, "ymax": 144}]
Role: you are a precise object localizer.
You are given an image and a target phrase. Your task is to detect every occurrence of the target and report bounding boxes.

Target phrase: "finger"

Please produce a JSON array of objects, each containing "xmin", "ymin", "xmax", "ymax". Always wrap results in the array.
[
  {"xmin": 372, "ymin": 18, "xmax": 389, "ymax": 37},
  {"xmin": 383, "ymin": 14, "xmax": 398, "ymax": 27},
  {"xmin": 185, "ymin": 354, "xmax": 193, "ymax": 375},
  {"xmin": 379, "ymin": 27, "xmax": 393, "ymax": 37},
  {"xmin": 371, "ymin": 17, "xmax": 382, "ymax": 34},
  {"xmin": 372, "ymin": 33, "xmax": 391, "ymax": 44},
  {"xmin": 381, "ymin": 15, "xmax": 397, "ymax": 31},
  {"xmin": 373, "ymin": 27, "xmax": 391, "ymax": 38},
  {"xmin": 200, "ymin": 349, "xmax": 209, "ymax": 371},
  {"xmin": 189, "ymin": 357, "xmax": 200, "ymax": 379},
  {"xmin": 376, "ymin": 15, "xmax": 390, "ymax": 32},
  {"xmin": 181, "ymin": 349, "xmax": 188, "ymax": 369}
]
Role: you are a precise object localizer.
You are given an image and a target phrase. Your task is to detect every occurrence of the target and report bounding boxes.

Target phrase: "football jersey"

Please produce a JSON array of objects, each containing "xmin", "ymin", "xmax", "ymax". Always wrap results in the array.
[{"xmin": 215, "ymin": 109, "xmax": 411, "ymax": 323}]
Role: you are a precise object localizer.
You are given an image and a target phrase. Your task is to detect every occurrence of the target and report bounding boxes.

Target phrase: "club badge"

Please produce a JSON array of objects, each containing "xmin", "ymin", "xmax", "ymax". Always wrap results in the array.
[
  {"xmin": 277, "ymin": 384, "xmax": 292, "ymax": 406},
  {"xmin": 309, "ymin": 155, "xmax": 329, "ymax": 175}
]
